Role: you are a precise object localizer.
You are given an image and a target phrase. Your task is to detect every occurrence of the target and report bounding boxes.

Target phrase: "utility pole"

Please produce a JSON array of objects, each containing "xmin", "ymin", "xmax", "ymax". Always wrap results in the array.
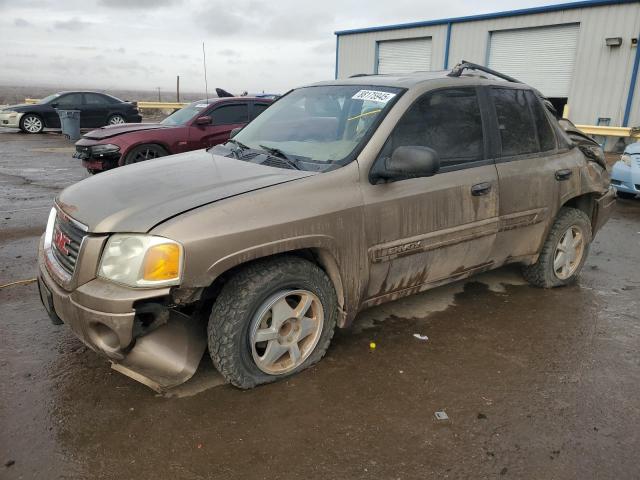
[
  {"xmin": 176, "ymin": 75, "xmax": 180, "ymax": 102},
  {"xmin": 156, "ymin": 87, "xmax": 161, "ymax": 102}
]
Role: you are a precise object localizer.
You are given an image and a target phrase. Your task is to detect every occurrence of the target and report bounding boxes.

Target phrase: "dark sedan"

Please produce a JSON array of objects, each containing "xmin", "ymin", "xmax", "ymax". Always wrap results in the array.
[
  {"xmin": 74, "ymin": 97, "xmax": 271, "ymax": 173},
  {"xmin": 0, "ymin": 91, "xmax": 142, "ymax": 134}
]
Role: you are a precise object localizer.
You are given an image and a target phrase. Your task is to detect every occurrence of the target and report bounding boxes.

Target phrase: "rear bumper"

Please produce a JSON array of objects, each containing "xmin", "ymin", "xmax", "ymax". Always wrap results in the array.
[
  {"xmin": 127, "ymin": 114, "xmax": 143, "ymax": 123},
  {"xmin": 592, "ymin": 188, "xmax": 616, "ymax": 236},
  {"xmin": 37, "ymin": 238, "xmax": 206, "ymax": 391}
]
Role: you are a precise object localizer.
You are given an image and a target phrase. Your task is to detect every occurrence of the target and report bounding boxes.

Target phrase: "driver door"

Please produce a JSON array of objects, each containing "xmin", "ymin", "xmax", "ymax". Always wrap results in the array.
[
  {"xmin": 192, "ymin": 102, "xmax": 249, "ymax": 149},
  {"xmin": 361, "ymin": 87, "xmax": 500, "ymax": 305}
]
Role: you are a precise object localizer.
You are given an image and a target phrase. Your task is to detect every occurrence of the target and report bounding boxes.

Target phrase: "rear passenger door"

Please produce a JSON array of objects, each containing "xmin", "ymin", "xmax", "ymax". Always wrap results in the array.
[
  {"xmin": 82, "ymin": 93, "xmax": 111, "ymax": 127},
  {"xmin": 487, "ymin": 86, "xmax": 582, "ymax": 264},
  {"xmin": 362, "ymin": 87, "xmax": 500, "ymax": 303}
]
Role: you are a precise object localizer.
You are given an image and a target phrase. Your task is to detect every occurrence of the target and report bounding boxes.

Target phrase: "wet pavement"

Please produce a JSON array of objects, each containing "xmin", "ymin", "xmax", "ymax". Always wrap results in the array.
[{"xmin": 1, "ymin": 129, "xmax": 639, "ymax": 479}]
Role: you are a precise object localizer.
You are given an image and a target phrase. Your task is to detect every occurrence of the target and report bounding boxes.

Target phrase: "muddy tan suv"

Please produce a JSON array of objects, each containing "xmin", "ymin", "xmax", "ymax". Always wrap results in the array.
[{"xmin": 37, "ymin": 62, "xmax": 615, "ymax": 391}]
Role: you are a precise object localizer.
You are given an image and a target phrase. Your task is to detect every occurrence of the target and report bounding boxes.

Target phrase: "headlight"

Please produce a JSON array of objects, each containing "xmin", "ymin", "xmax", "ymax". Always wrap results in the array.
[
  {"xmin": 91, "ymin": 144, "xmax": 120, "ymax": 156},
  {"xmin": 44, "ymin": 207, "xmax": 56, "ymax": 249},
  {"xmin": 620, "ymin": 154, "xmax": 631, "ymax": 167},
  {"xmin": 2, "ymin": 110, "xmax": 18, "ymax": 117},
  {"xmin": 98, "ymin": 234, "xmax": 183, "ymax": 287}
]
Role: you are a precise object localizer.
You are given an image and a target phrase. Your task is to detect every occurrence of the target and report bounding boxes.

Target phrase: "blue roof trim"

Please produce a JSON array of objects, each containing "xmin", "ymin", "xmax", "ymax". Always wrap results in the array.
[{"xmin": 334, "ymin": 0, "xmax": 639, "ymax": 36}]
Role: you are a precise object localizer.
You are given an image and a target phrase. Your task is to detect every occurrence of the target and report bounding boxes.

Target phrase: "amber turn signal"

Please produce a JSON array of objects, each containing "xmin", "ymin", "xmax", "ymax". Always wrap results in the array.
[{"xmin": 143, "ymin": 243, "xmax": 181, "ymax": 281}]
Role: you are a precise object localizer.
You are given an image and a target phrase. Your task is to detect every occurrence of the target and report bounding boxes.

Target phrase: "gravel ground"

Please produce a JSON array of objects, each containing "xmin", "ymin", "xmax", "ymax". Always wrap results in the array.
[{"xmin": 1, "ymin": 129, "xmax": 639, "ymax": 479}]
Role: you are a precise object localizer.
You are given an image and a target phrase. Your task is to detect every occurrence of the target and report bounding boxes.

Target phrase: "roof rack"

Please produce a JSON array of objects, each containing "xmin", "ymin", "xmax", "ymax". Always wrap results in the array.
[{"xmin": 448, "ymin": 60, "xmax": 522, "ymax": 84}]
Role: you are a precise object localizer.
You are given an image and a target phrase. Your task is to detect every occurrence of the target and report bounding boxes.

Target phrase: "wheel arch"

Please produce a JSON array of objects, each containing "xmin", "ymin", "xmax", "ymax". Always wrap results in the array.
[
  {"xmin": 20, "ymin": 111, "xmax": 45, "ymax": 127},
  {"xmin": 561, "ymin": 192, "xmax": 600, "ymax": 229},
  {"xmin": 192, "ymin": 238, "xmax": 349, "ymax": 327},
  {"xmin": 118, "ymin": 141, "xmax": 171, "ymax": 166}
]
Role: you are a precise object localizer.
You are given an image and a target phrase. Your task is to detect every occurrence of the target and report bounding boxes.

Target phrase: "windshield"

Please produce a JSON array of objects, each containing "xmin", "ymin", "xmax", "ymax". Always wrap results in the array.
[
  {"xmin": 39, "ymin": 93, "xmax": 61, "ymax": 104},
  {"xmin": 232, "ymin": 85, "xmax": 402, "ymax": 164},
  {"xmin": 161, "ymin": 101, "xmax": 210, "ymax": 126}
]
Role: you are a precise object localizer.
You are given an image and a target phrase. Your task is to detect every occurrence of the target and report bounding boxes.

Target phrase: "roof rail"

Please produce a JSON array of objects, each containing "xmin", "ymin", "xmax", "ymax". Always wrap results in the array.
[
  {"xmin": 448, "ymin": 60, "xmax": 522, "ymax": 84},
  {"xmin": 349, "ymin": 73, "xmax": 373, "ymax": 78}
]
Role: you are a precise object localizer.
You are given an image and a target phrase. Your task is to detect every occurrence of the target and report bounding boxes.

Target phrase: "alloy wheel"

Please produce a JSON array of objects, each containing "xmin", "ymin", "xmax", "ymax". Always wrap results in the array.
[
  {"xmin": 23, "ymin": 115, "xmax": 43, "ymax": 133},
  {"xmin": 131, "ymin": 148, "xmax": 162, "ymax": 163},
  {"xmin": 108, "ymin": 115, "xmax": 126, "ymax": 125},
  {"xmin": 553, "ymin": 225, "xmax": 585, "ymax": 280},
  {"xmin": 250, "ymin": 290, "xmax": 324, "ymax": 375}
]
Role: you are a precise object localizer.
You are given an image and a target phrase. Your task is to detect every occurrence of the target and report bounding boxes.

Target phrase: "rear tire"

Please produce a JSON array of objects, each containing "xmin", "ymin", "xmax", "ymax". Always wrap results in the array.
[
  {"xmin": 20, "ymin": 113, "xmax": 44, "ymax": 134},
  {"xmin": 123, "ymin": 144, "xmax": 168, "ymax": 165},
  {"xmin": 208, "ymin": 256, "xmax": 337, "ymax": 389},
  {"xmin": 616, "ymin": 191, "xmax": 636, "ymax": 200},
  {"xmin": 522, "ymin": 207, "xmax": 592, "ymax": 288},
  {"xmin": 107, "ymin": 114, "xmax": 126, "ymax": 125}
]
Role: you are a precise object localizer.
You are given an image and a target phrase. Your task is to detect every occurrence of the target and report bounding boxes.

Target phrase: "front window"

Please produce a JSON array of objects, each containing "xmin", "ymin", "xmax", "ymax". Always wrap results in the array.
[
  {"xmin": 161, "ymin": 101, "xmax": 210, "ymax": 126},
  {"xmin": 39, "ymin": 93, "xmax": 61, "ymax": 104},
  {"xmin": 231, "ymin": 85, "xmax": 402, "ymax": 167}
]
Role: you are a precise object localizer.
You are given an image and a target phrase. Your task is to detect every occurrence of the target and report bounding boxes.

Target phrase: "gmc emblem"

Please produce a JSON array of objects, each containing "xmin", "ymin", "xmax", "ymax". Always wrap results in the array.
[{"xmin": 54, "ymin": 228, "xmax": 71, "ymax": 255}]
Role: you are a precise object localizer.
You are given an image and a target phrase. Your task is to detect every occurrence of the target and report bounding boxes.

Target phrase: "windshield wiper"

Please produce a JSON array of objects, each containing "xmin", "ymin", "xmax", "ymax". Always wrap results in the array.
[
  {"xmin": 224, "ymin": 138, "xmax": 250, "ymax": 158},
  {"xmin": 258, "ymin": 144, "xmax": 300, "ymax": 170}
]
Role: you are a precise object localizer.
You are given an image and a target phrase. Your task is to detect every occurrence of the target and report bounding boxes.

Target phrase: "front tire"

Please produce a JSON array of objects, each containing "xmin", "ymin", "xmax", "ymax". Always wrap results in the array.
[
  {"xmin": 523, "ymin": 207, "xmax": 592, "ymax": 288},
  {"xmin": 123, "ymin": 144, "xmax": 168, "ymax": 165},
  {"xmin": 20, "ymin": 114, "xmax": 44, "ymax": 134},
  {"xmin": 208, "ymin": 256, "xmax": 337, "ymax": 389}
]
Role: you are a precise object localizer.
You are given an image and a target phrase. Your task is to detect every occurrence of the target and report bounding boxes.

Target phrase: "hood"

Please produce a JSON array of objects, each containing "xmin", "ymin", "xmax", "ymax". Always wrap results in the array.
[
  {"xmin": 57, "ymin": 149, "xmax": 315, "ymax": 233},
  {"xmin": 3, "ymin": 103, "xmax": 34, "ymax": 112},
  {"xmin": 624, "ymin": 142, "xmax": 640, "ymax": 155},
  {"xmin": 83, "ymin": 123, "xmax": 172, "ymax": 140}
]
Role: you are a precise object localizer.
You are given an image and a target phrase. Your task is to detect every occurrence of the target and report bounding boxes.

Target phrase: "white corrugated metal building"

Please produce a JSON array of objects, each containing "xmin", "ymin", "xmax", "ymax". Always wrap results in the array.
[{"xmin": 334, "ymin": 0, "xmax": 640, "ymax": 127}]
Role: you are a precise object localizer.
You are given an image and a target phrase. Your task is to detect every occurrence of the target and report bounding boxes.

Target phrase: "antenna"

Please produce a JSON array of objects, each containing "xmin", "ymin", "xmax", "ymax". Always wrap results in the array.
[{"xmin": 202, "ymin": 41, "xmax": 209, "ymax": 103}]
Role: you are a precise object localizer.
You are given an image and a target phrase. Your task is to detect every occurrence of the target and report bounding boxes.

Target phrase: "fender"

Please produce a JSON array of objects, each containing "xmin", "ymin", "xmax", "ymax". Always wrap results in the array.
[{"xmin": 206, "ymin": 234, "xmax": 352, "ymax": 327}]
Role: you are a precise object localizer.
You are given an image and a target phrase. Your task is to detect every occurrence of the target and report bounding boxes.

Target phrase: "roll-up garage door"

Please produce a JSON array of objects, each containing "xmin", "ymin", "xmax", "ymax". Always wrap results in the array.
[
  {"xmin": 488, "ymin": 24, "xmax": 579, "ymax": 98},
  {"xmin": 377, "ymin": 37, "xmax": 432, "ymax": 74}
]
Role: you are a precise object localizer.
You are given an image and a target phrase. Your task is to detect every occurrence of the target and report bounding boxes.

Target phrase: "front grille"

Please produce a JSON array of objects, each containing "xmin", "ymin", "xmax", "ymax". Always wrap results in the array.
[{"xmin": 51, "ymin": 212, "xmax": 86, "ymax": 275}]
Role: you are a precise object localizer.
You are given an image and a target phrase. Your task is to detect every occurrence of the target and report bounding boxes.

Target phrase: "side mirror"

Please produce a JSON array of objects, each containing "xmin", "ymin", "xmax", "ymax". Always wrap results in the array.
[
  {"xmin": 229, "ymin": 127, "xmax": 242, "ymax": 138},
  {"xmin": 372, "ymin": 146, "xmax": 440, "ymax": 182},
  {"xmin": 51, "ymin": 102, "xmax": 59, "ymax": 108},
  {"xmin": 195, "ymin": 116, "xmax": 211, "ymax": 126}
]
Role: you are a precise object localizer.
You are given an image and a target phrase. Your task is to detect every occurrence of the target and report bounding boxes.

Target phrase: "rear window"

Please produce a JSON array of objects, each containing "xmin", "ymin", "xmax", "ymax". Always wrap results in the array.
[{"xmin": 490, "ymin": 88, "xmax": 538, "ymax": 157}]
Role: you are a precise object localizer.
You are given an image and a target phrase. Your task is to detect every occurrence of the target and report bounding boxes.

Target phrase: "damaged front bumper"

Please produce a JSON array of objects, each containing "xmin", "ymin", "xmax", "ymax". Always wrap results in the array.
[
  {"xmin": 37, "ymin": 237, "xmax": 207, "ymax": 392},
  {"xmin": 73, "ymin": 144, "xmax": 121, "ymax": 171}
]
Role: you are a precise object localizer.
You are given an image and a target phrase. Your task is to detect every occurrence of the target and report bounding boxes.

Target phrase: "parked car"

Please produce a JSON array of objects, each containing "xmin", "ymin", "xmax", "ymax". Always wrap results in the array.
[
  {"xmin": 611, "ymin": 142, "xmax": 640, "ymax": 199},
  {"xmin": 74, "ymin": 97, "xmax": 272, "ymax": 173},
  {"xmin": 37, "ymin": 62, "xmax": 614, "ymax": 393},
  {"xmin": 0, "ymin": 91, "xmax": 141, "ymax": 134}
]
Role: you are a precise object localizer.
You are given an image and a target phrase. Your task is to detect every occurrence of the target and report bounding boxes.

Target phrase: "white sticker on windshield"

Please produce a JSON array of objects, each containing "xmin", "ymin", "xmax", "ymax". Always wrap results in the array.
[
  {"xmin": 195, "ymin": 104, "xmax": 208, "ymax": 108},
  {"xmin": 352, "ymin": 90, "xmax": 396, "ymax": 103}
]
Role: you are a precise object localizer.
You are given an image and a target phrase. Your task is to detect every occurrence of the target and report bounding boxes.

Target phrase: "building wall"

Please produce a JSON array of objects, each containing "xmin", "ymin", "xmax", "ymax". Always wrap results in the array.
[{"xmin": 336, "ymin": 2, "xmax": 640, "ymax": 126}]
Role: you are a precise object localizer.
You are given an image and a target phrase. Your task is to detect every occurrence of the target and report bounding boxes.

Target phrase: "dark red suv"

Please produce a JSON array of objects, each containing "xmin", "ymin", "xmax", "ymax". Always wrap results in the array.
[{"xmin": 74, "ymin": 97, "xmax": 272, "ymax": 173}]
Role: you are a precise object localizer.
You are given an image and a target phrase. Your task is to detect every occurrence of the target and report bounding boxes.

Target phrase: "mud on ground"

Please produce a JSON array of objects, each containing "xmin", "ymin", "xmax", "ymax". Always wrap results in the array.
[{"xmin": 1, "ymin": 130, "xmax": 639, "ymax": 479}]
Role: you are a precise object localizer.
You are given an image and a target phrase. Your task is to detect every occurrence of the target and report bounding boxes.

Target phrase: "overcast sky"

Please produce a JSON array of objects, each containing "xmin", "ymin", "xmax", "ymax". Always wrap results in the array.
[{"xmin": 0, "ymin": 0, "xmax": 577, "ymax": 94}]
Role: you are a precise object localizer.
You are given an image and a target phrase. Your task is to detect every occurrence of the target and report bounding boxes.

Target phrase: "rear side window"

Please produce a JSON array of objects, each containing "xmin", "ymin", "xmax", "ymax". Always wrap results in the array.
[
  {"xmin": 526, "ymin": 91, "xmax": 557, "ymax": 152},
  {"xmin": 491, "ymin": 88, "xmax": 537, "ymax": 157},
  {"xmin": 252, "ymin": 103, "xmax": 270, "ymax": 119},
  {"xmin": 384, "ymin": 88, "xmax": 484, "ymax": 168},
  {"xmin": 84, "ymin": 93, "xmax": 111, "ymax": 105},
  {"xmin": 211, "ymin": 104, "xmax": 248, "ymax": 125}
]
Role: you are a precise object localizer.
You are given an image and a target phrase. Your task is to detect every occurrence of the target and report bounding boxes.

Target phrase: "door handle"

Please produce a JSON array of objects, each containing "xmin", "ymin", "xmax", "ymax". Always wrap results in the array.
[
  {"xmin": 471, "ymin": 182, "xmax": 492, "ymax": 196},
  {"xmin": 555, "ymin": 169, "xmax": 573, "ymax": 181}
]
